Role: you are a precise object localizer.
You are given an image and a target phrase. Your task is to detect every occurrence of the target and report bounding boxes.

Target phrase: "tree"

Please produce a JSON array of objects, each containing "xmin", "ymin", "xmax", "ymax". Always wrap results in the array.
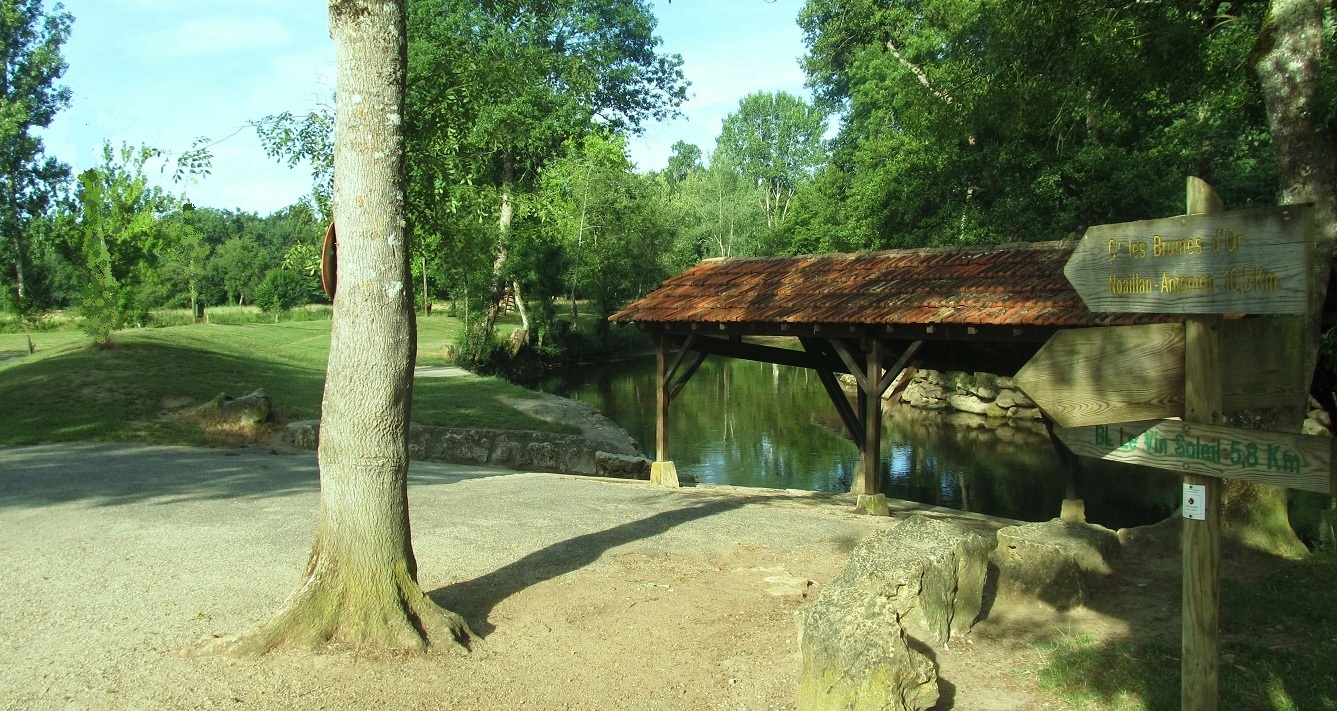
[
  {"xmin": 406, "ymin": 0, "xmax": 688, "ymax": 344},
  {"xmin": 665, "ymin": 140, "xmax": 702, "ymax": 183},
  {"xmin": 715, "ymin": 91, "xmax": 827, "ymax": 228},
  {"xmin": 66, "ymin": 143, "xmax": 171, "ymax": 345},
  {"xmin": 0, "ymin": 0, "xmax": 71, "ymax": 314},
  {"xmin": 794, "ymin": 0, "xmax": 1290, "ymax": 250},
  {"xmin": 203, "ymin": 0, "xmax": 472, "ymax": 655}
]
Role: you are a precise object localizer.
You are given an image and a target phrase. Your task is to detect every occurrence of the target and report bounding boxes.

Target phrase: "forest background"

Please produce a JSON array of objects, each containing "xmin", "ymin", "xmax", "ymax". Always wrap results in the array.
[{"xmin": 2, "ymin": 0, "xmax": 1334, "ymax": 369}]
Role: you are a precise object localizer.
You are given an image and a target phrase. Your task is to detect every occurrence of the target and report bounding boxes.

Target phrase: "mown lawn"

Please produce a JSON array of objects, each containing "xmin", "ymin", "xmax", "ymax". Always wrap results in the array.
[{"xmin": 0, "ymin": 314, "xmax": 573, "ymax": 447}]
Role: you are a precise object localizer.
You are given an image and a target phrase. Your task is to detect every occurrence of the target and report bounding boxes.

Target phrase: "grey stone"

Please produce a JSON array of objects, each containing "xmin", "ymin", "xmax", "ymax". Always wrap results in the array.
[
  {"xmin": 993, "ymin": 519, "xmax": 1120, "ymax": 609},
  {"xmin": 995, "ymin": 389, "xmax": 1018, "ymax": 409},
  {"xmin": 797, "ymin": 515, "xmax": 992, "ymax": 711},
  {"xmin": 526, "ymin": 441, "xmax": 559, "ymax": 469},
  {"xmin": 563, "ymin": 447, "xmax": 598, "ymax": 476},
  {"xmin": 595, "ymin": 451, "xmax": 650, "ymax": 479},
  {"xmin": 281, "ymin": 421, "xmax": 318, "ymax": 449},
  {"xmin": 200, "ymin": 388, "xmax": 271, "ymax": 425},
  {"xmin": 946, "ymin": 393, "xmax": 1007, "ymax": 418},
  {"xmin": 1010, "ymin": 389, "xmax": 1036, "ymax": 408},
  {"xmin": 491, "ymin": 438, "xmax": 526, "ymax": 466}
]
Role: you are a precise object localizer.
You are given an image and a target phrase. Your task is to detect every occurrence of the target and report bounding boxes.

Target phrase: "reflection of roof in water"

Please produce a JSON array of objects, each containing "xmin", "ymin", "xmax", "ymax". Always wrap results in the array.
[{"xmin": 613, "ymin": 241, "xmax": 1178, "ymax": 329}]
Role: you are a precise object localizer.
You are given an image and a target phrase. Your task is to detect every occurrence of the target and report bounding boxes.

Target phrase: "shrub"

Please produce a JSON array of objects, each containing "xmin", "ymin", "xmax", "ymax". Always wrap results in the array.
[{"xmin": 254, "ymin": 269, "xmax": 309, "ymax": 314}]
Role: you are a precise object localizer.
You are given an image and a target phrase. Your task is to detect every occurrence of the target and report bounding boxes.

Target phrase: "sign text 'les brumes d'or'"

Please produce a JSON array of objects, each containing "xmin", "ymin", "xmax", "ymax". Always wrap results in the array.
[{"xmin": 1065, "ymin": 205, "xmax": 1313, "ymax": 314}]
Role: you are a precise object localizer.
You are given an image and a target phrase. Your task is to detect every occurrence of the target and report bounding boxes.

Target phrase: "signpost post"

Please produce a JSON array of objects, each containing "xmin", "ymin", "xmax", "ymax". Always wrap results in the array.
[{"xmin": 1017, "ymin": 178, "xmax": 1322, "ymax": 711}]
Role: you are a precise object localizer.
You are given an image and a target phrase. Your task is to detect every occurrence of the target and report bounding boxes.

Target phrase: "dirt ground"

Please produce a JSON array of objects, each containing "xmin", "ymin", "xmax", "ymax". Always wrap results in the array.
[{"xmin": 0, "ymin": 442, "xmax": 1193, "ymax": 711}]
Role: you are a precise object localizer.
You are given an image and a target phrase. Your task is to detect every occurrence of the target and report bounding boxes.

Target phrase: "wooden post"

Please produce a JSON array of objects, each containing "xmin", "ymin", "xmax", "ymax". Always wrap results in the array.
[
  {"xmin": 856, "ymin": 340, "xmax": 885, "ymax": 496},
  {"xmin": 651, "ymin": 330, "xmax": 679, "ymax": 486},
  {"xmin": 1182, "ymin": 176, "xmax": 1224, "ymax": 711},
  {"xmin": 655, "ymin": 330, "xmax": 669, "ymax": 462}
]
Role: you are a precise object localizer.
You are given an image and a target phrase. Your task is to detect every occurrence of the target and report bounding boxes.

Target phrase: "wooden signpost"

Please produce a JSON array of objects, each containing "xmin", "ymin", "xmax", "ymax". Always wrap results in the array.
[
  {"xmin": 1064, "ymin": 204, "xmax": 1314, "ymax": 315},
  {"xmin": 1016, "ymin": 179, "xmax": 1324, "ymax": 711},
  {"xmin": 1051, "ymin": 419, "xmax": 1334, "ymax": 495},
  {"xmin": 1015, "ymin": 320, "xmax": 1308, "ymax": 429}
]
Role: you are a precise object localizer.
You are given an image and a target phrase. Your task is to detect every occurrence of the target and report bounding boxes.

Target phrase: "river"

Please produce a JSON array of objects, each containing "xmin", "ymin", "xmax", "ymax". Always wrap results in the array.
[{"xmin": 528, "ymin": 355, "xmax": 1182, "ymax": 528}]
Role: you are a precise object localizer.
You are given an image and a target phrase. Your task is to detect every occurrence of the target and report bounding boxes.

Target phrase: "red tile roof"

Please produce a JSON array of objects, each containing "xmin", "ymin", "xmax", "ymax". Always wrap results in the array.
[{"xmin": 612, "ymin": 241, "xmax": 1174, "ymax": 328}]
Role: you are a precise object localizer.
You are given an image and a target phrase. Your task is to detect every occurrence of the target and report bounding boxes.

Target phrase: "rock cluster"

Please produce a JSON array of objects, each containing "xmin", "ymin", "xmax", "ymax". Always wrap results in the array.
[
  {"xmin": 899, "ymin": 370, "xmax": 1042, "ymax": 421},
  {"xmin": 197, "ymin": 388, "xmax": 272, "ymax": 425},
  {"xmin": 797, "ymin": 515, "xmax": 992, "ymax": 711},
  {"xmin": 282, "ymin": 420, "xmax": 651, "ymax": 480}
]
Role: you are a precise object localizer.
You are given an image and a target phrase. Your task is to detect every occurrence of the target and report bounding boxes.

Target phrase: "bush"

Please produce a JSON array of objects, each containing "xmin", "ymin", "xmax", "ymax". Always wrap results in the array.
[{"xmin": 254, "ymin": 269, "xmax": 309, "ymax": 314}]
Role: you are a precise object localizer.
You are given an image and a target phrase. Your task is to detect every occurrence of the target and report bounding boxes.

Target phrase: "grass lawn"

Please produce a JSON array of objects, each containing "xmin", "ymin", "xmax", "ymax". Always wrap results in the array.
[{"xmin": 0, "ymin": 313, "xmax": 574, "ymax": 447}]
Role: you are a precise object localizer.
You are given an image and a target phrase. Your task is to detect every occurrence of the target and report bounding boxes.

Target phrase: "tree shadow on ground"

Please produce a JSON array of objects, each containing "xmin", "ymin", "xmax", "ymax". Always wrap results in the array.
[
  {"xmin": 1034, "ymin": 540, "xmax": 1337, "ymax": 711},
  {"xmin": 0, "ymin": 442, "xmax": 507, "ymax": 509},
  {"xmin": 428, "ymin": 496, "xmax": 761, "ymax": 636}
]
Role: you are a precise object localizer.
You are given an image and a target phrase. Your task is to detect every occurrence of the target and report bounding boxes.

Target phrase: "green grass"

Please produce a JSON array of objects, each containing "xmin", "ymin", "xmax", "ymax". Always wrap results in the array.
[
  {"xmin": 0, "ymin": 316, "xmax": 575, "ymax": 447},
  {"xmin": 1038, "ymin": 552, "xmax": 1337, "ymax": 710}
]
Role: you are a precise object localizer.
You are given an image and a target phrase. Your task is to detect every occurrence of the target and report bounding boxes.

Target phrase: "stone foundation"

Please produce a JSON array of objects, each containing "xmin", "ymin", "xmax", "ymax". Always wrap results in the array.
[
  {"xmin": 899, "ymin": 369, "xmax": 1043, "ymax": 421},
  {"xmin": 282, "ymin": 420, "xmax": 651, "ymax": 480}
]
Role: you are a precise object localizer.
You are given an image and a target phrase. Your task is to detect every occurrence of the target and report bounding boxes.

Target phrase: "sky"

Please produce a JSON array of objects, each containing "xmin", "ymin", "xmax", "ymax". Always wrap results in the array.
[{"xmin": 40, "ymin": 0, "xmax": 815, "ymax": 216}]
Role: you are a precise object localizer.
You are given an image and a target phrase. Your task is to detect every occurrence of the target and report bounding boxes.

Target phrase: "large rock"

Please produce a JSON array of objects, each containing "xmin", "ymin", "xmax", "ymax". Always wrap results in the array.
[
  {"xmin": 992, "ymin": 519, "xmax": 1120, "ymax": 609},
  {"xmin": 797, "ymin": 515, "xmax": 992, "ymax": 711},
  {"xmin": 198, "ymin": 388, "xmax": 271, "ymax": 425}
]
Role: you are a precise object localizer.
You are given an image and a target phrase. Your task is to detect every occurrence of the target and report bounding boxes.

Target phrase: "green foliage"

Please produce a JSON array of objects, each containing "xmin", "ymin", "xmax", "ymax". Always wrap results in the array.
[
  {"xmin": 791, "ymin": 0, "xmax": 1301, "ymax": 251},
  {"xmin": 68, "ymin": 143, "xmax": 172, "ymax": 344},
  {"xmin": 715, "ymin": 91, "xmax": 828, "ymax": 228},
  {"xmin": 0, "ymin": 0, "xmax": 72, "ymax": 314},
  {"xmin": 253, "ymin": 268, "xmax": 310, "ymax": 314}
]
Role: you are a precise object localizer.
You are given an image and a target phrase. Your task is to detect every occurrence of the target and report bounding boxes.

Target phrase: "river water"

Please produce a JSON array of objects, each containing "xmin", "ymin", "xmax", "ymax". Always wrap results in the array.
[{"xmin": 529, "ymin": 355, "xmax": 1182, "ymax": 528}]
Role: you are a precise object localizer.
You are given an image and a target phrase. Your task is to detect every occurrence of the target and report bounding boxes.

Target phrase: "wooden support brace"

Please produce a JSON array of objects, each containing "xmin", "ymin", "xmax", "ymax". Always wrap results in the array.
[{"xmin": 668, "ymin": 351, "xmax": 708, "ymax": 404}]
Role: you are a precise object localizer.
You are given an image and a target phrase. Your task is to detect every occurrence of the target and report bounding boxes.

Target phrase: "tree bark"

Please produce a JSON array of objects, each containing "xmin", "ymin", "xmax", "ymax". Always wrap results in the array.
[
  {"xmin": 197, "ymin": 0, "xmax": 473, "ymax": 655},
  {"xmin": 482, "ymin": 153, "xmax": 515, "ymax": 342},
  {"xmin": 1225, "ymin": 0, "xmax": 1337, "ymax": 558}
]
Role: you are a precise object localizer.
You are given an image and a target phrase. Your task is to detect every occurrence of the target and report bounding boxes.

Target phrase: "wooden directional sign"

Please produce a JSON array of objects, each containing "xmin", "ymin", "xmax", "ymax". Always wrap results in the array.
[
  {"xmin": 1015, "ymin": 319, "xmax": 1310, "ymax": 429},
  {"xmin": 1015, "ymin": 323, "xmax": 1185, "ymax": 428},
  {"xmin": 1065, "ymin": 204, "xmax": 1315, "ymax": 315},
  {"xmin": 1051, "ymin": 419, "xmax": 1334, "ymax": 495}
]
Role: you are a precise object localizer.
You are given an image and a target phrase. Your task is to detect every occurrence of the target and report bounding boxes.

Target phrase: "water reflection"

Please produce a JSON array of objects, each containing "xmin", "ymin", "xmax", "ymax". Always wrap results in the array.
[{"xmin": 529, "ymin": 355, "xmax": 1178, "ymax": 527}]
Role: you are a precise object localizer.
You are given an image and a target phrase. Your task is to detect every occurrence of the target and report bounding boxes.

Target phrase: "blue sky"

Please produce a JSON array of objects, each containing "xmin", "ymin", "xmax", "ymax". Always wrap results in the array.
[{"xmin": 41, "ymin": 0, "xmax": 813, "ymax": 216}]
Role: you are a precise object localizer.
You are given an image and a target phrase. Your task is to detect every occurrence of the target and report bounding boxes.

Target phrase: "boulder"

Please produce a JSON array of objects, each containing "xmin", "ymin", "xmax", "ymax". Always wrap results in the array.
[
  {"xmin": 595, "ymin": 451, "xmax": 650, "ymax": 479},
  {"xmin": 199, "ymin": 388, "xmax": 271, "ymax": 425},
  {"xmin": 992, "ymin": 519, "xmax": 1120, "ymax": 609},
  {"xmin": 797, "ymin": 515, "xmax": 993, "ymax": 711}
]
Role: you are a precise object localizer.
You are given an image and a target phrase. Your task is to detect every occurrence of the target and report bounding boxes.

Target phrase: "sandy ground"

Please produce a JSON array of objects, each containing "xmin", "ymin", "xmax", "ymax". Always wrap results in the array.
[{"xmin": 0, "ymin": 442, "xmax": 1170, "ymax": 710}]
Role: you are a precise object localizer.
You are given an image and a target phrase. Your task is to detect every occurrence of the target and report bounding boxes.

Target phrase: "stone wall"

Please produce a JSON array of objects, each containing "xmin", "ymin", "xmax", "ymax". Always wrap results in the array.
[
  {"xmin": 282, "ymin": 420, "xmax": 651, "ymax": 480},
  {"xmin": 898, "ymin": 369, "xmax": 1043, "ymax": 421}
]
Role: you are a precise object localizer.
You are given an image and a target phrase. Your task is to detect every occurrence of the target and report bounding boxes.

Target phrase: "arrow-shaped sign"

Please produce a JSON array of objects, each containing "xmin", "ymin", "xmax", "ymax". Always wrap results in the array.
[
  {"xmin": 1015, "ymin": 319, "xmax": 1309, "ymax": 429},
  {"xmin": 1015, "ymin": 323, "xmax": 1184, "ymax": 428},
  {"xmin": 1065, "ymin": 204, "xmax": 1314, "ymax": 315},
  {"xmin": 1051, "ymin": 419, "xmax": 1334, "ymax": 495}
]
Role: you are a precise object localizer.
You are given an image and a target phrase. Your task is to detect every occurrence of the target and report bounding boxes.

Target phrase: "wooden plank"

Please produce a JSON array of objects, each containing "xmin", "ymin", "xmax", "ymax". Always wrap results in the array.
[
  {"xmin": 857, "ymin": 341, "xmax": 885, "ymax": 496},
  {"xmin": 1051, "ymin": 420, "xmax": 1333, "ymax": 495},
  {"xmin": 1221, "ymin": 318, "xmax": 1307, "ymax": 415},
  {"xmin": 667, "ymin": 351, "xmax": 707, "ymax": 404},
  {"xmin": 1065, "ymin": 204, "xmax": 1315, "ymax": 314},
  {"xmin": 1014, "ymin": 323, "xmax": 1185, "ymax": 428},
  {"xmin": 690, "ymin": 335, "xmax": 835, "ymax": 372}
]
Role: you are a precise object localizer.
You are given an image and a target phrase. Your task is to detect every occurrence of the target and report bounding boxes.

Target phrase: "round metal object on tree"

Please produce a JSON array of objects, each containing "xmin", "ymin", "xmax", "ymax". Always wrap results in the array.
[{"xmin": 320, "ymin": 221, "xmax": 337, "ymax": 299}]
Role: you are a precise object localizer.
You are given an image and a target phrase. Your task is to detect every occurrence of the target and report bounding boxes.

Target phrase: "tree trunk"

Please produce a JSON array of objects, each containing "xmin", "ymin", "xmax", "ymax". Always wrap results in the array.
[
  {"xmin": 1228, "ymin": 0, "xmax": 1337, "ymax": 558},
  {"xmin": 482, "ymin": 153, "xmax": 515, "ymax": 342},
  {"xmin": 197, "ymin": 0, "xmax": 473, "ymax": 655}
]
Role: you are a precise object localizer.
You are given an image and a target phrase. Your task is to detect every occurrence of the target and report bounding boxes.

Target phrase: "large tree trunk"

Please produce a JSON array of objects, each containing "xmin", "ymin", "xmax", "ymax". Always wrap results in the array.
[
  {"xmin": 1226, "ymin": 0, "xmax": 1337, "ymax": 558},
  {"xmin": 199, "ymin": 0, "xmax": 472, "ymax": 655}
]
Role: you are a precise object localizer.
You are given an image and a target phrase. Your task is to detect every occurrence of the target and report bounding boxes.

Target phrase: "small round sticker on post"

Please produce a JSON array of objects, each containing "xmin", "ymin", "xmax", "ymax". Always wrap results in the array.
[{"xmin": 1183, "ymin": 483, "xmax": 1207, "ymax": 520}]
